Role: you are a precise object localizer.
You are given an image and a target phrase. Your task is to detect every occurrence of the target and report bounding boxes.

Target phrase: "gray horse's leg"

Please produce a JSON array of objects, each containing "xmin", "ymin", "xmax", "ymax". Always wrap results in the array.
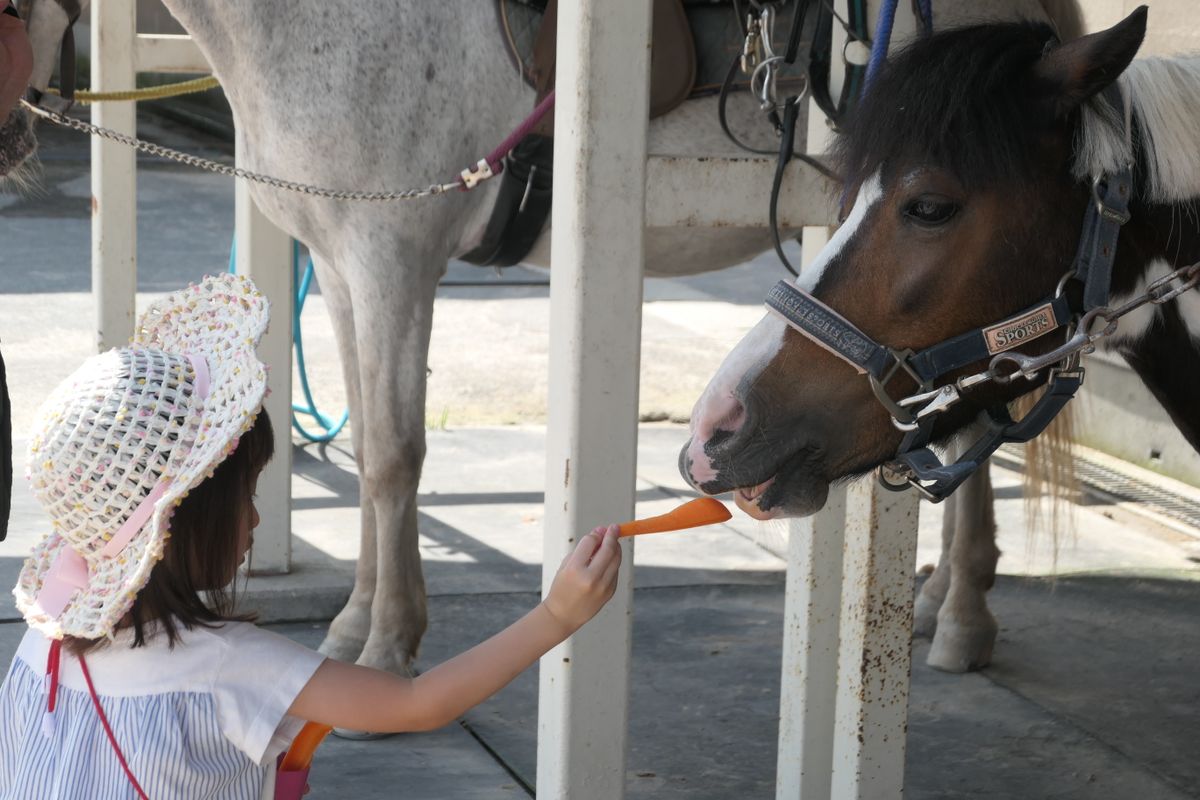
[
  {"xmin": 311, "ymin": 254, "xmax": 377, "ymax": 663},
  {"xmin": 926, "ymin": 461, "xmax": 1000, "ymax": 673},
  {"xmin": 913, "ymin": 489, "xmax": 955, "ymax": 638},
  {"xmin": 341, "ymin": 247, "xmax": 441, "ymax": 674}
]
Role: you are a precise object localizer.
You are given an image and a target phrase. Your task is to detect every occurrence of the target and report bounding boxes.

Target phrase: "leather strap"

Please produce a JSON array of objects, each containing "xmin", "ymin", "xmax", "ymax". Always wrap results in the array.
[
  {"xmin": 888, "ymin": 372, "xmax": 1083, "ymax": 500},
  {"xmin": 1073, "ymin": 85, "xmax": 1133, "ymax": 311},
  {"xmin": 1076, "ymin": 169, "xmax": 1132, "ymax": 311},
  {"xmin": 767, "ymin": 281, "xmax": 1073, "ymax": 387},
  {"xmin": 459, "ymin": 133, "xmax": 554, "ymax": 267},
  {"xmin": 905, "ymin": 295, "xmax": 1073, "ymax": 384},
  {"xmin": 766, "ymin": 281, "xmax": 895, "ymax": 378}
]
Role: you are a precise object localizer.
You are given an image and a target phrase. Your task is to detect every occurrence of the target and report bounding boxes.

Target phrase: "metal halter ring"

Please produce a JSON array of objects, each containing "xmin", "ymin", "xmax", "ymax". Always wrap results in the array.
[{"xmin": 1091, "ymin": 174, "xmax": 1132, "ymax": 225}]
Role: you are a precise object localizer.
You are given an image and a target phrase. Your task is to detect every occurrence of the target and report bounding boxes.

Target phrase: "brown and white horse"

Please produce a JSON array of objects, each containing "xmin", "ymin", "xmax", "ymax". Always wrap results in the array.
[{"xmin": 684, "ymin": 5, "xmax": 1199, "ymax": 665}]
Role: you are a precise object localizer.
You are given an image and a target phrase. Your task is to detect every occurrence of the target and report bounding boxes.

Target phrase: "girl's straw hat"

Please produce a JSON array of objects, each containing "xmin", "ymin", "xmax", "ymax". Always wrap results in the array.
[{"xmin": 13, "ymin": 274, "xmax": 270, "ymax": 640}]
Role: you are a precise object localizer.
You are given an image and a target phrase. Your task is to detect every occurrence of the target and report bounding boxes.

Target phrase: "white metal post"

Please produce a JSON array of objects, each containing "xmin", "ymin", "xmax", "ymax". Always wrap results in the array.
[
  {"xmin": 234, "ymin": 138, "xmax": 294, "ymax": 575},
  {"xmin": 831, "ymin": 479, "xmax": 920, "ymax": 799},
  {"xmin": 775, "ymin": 486, "xmax": 846, "ymax": 799},
  {"xmin": 90, "ymin": 2, "xmax": 137, "ymax": 350},
  {"xmin": 536, "ymin": 0, "xmax": 652, "ymax": 797},
  {"xmin": 776, "ymin": 2, "xmax": 851, "ymax": 795}
]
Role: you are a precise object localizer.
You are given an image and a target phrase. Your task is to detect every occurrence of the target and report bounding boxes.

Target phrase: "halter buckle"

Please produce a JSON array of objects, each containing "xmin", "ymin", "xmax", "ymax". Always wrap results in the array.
[
  {"xmin": 1091, "ymin": 174, "xmax": 1132, "ymax": 225},
  {"xmin": 460, "ymin": 159, "xmax": 495, "ymax": 190},
  {"xmin": 869, "ymin": 348, "xmax": 928, "ymax": 428}
]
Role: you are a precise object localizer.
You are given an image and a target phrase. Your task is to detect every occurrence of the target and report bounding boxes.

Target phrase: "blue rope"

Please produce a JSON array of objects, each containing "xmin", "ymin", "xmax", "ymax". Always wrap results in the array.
[
  {"xmin": 917, "ymin": 0, "xmax": 933, "ymax": 36},
  {"xmin": 228, "ymin": 237, "xmax": 349, "ymax": 443},
  {"xmin": 862, "ymin": 0, "xmax": 899, "ymax": 95}
]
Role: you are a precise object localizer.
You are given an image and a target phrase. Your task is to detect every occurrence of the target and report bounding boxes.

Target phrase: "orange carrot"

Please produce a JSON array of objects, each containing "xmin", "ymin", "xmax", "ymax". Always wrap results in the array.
[
  {"xmin": 618, "ymin": 497, "xmax": 732, "ymax": 537},
  {"xmin": 279, "ymin": 722, "xmax": 333, "ymax": 773}
]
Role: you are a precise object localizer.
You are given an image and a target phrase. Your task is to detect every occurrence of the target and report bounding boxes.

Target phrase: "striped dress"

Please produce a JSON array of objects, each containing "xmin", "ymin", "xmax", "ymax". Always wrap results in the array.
[{"xmin": 0, "ymin": 622, "xmax": 325, "ymax": 800}]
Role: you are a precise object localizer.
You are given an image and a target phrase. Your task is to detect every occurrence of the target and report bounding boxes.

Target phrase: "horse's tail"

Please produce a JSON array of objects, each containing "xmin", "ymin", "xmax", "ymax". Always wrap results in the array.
[
  {"xmin": 1038, "ymin": 0, "xmax": 1086, "ymax": 41},
  {"xmin": 1012, "ymin": 390, "xmax": 1077, "ymax": 573}
]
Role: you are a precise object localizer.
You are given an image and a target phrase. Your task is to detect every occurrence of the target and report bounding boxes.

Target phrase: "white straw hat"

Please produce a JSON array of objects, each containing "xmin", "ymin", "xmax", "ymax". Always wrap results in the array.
[{"xmin": 14, "ymin": 274, "xmax": 270, "ymax": 640}]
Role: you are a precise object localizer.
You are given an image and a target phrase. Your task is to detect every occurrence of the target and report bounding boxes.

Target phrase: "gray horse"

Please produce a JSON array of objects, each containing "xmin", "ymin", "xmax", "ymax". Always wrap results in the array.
[{"xmin": 10, "ymin": 0, "xmax": 1078, "ymax": 677}]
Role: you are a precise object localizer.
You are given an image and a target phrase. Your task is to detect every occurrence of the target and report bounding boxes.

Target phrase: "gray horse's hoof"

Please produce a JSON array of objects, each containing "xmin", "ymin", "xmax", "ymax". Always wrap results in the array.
[
  {"xmin": 912, "ymin": 588, "xmax": 943, "ymax": 639},
  {"xmin": 356, "ymin": 637, "xmax": 417, "ymax": 679},
  {"xmin": 318, "ymin": 632, "xmax": 368, "ymax": 663},
  {"xmin": 926, "ymin": 616, "xmax": 997, "ymax": 673}
]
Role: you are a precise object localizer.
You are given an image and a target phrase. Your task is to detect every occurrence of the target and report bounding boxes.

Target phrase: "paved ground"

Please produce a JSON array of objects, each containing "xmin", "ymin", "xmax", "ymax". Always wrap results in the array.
[{"xmin": 1, "ymin": 110, "xmax": 1198, "ymax": 798}]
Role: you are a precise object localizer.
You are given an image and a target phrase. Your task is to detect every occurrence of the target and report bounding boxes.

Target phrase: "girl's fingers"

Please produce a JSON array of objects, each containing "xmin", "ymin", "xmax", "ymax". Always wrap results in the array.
[
  {"xmin": 587, "ymin": 527, "xmax": 621, "ymax": 571},
  {"xmin": 570, "ymin": 528, "xmax": 606, "ymax": 566},
  {"xmin": 598, "ymin": 551, "xmax": 621, "ymax": 590}
]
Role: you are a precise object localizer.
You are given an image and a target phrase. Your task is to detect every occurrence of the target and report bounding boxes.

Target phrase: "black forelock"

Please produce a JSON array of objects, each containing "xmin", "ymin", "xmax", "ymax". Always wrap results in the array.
[{"xmin": 833, "ymin": 21, "xmax": 1063, "ymax": 190}]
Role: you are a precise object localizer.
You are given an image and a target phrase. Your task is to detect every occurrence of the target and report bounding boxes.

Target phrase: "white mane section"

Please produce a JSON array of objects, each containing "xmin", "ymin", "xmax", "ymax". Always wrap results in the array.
[{"xmin": 1074, "ymin": 56, "xmax": 1200, "ymax": 204}]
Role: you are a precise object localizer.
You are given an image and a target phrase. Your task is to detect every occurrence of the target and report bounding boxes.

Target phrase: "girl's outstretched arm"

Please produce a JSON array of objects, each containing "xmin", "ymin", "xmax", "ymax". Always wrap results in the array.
[{"xmin": 289, "ymin": 525, "xmax": 622, "ymax": 732}]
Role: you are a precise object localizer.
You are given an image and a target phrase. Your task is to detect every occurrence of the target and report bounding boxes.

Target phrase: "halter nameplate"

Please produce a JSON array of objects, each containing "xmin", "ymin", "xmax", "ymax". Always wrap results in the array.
[{"xmin": 982, "ymin": 303, "xmax": 1058, "ymax": 355}]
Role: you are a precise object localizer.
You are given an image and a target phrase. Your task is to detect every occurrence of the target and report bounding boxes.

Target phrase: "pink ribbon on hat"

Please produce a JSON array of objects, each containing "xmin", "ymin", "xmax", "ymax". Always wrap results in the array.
[
  {"xmin": 33, "ymin": 548, "xmax": 90, "ymax": 620},
  {"xmin": 32, "ymin": 354, "xmax": 211, "ymax": 621}
]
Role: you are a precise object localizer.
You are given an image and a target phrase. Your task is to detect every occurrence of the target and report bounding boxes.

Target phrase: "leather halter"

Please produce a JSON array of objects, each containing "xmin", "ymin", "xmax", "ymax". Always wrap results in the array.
[
  {"xmin": 765, "ymin": 86, "xmax": 1133, "ymax": 502},
  {"xmin": 20, "ymin": 0, "xmax": 80, "ymax": 114}
]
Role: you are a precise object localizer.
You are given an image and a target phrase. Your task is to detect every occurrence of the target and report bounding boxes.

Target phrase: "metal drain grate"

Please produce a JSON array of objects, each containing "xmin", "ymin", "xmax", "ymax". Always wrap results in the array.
[{"xmin": 994, "ymin": 444, "xmax": 1200, "ymax": 534}]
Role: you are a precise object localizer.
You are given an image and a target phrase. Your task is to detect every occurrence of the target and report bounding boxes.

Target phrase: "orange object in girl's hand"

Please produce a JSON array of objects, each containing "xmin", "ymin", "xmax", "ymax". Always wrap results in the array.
[{"xmin": 617, "ymin": 497, "xmax": 732, "ymax": 537}]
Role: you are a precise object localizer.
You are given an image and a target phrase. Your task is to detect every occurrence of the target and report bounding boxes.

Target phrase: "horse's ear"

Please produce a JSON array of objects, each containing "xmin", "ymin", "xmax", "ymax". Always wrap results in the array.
[{"xmin": 1032, "ymin": 5, "xmax": 1147, "ymax": 118}]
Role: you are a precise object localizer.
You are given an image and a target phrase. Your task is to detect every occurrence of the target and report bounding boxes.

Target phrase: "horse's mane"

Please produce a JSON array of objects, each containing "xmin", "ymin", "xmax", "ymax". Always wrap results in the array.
[
  {"xmin": 832, "ymin": 21, "xmax": 1200, "ymax": 205},
  {"xmin": 1076, "ymin": 57, "xmax": 1200, "ymax": 204},
  {"xmin": 832, "ymin": 21, "xmax": 1059, "ymax": 189}
]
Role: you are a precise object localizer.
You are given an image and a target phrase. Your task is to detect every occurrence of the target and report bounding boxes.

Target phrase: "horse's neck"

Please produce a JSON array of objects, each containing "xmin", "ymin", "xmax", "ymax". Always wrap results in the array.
[{"xmin": 1108, "ymin": 202, "xmax": 1200, "ymax": 451}]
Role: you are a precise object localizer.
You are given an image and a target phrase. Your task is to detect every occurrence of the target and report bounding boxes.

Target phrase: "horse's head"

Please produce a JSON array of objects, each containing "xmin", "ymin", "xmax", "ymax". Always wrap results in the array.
[
  {"xmin": 0, "ymin": 0, "xmax": 81, "ymax": 179},
  {"xmin": 681, "ymin": 9, "xmax": 1148, "ymax": 519}
]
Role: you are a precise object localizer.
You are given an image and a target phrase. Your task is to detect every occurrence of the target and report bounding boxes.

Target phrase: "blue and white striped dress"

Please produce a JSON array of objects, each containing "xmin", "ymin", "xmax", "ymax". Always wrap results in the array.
[{"xmin": 0, "ymin": 622, "xmax": 325, "ymax": 799}]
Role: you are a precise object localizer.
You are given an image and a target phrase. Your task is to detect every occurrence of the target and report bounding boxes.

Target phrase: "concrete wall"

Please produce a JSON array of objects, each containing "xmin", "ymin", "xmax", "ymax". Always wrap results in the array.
[
  {"xmin": 1077, "ymin": 0, "xmax": 1199, "ymax": 55},
  {"xmin": 1075, "ymin": 354, "xmax": 1200, "ymax": 487}
]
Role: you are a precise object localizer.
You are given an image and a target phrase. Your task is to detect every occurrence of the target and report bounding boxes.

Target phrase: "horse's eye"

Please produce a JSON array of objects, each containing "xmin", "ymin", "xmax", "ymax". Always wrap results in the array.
[{"xmin": 905, "ymin": 197, "xmax": 958, "ymax": 226}]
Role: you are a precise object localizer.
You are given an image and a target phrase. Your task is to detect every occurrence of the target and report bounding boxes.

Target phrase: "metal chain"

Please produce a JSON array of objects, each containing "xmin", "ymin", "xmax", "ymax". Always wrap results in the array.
[{"xmin": 21, "ymin": 99, "xmax": 462, "ymax": 201}]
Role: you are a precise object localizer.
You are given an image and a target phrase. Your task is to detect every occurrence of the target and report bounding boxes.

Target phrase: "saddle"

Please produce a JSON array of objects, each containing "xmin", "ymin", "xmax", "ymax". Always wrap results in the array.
[{"xmin": 468, "ymin": 0, "xmax": 811, "ymax": 267}]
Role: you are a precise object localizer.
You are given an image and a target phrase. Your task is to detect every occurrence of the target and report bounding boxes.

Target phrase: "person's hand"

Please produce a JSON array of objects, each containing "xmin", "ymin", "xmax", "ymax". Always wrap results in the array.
[
  {"xmin": 0, "ymin": 4, "xmax": 33, "ymax": 120},
  {"xmin": 542, "ymin": 524, "xmax": 622, "ymax": 633}
]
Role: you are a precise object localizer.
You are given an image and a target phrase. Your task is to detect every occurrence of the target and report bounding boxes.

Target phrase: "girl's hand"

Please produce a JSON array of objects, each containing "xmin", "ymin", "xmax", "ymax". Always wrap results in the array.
[{"xmin": 542, "ymin": 524, "xmax": 622, "ymax": 633}]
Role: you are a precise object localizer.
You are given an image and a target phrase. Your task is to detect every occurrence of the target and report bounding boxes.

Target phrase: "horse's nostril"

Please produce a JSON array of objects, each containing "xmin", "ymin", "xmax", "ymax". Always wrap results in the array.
[{"xmin": 706, "ymin": 427, "xmax": 736, "ymax": 451}]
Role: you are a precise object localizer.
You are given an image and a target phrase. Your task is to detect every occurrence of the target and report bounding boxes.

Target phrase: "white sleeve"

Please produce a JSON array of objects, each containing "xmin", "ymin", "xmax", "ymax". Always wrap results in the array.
[{"xmin": 211, "ymin": 623, "xmax": 326, "ymax": 765}]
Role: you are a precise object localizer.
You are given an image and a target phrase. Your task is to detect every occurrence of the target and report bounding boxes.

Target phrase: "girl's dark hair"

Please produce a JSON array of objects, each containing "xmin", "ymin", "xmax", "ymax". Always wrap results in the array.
[{"xmin": 65, "ymin": 409, "xmax": 275, "ymax": 655}]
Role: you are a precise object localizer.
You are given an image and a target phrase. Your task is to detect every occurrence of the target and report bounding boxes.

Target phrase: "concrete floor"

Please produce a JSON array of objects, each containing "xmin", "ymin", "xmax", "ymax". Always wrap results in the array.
[{"xmin": 1, "ymin": 108, "xmax": 1199, "ymax": 798}]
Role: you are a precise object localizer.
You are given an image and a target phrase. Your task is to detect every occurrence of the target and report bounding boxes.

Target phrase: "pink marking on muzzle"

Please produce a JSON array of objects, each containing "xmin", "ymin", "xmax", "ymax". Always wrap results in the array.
[{"xmin": 686, "ymin": 391, "xmax": 746, "ymax": 486}]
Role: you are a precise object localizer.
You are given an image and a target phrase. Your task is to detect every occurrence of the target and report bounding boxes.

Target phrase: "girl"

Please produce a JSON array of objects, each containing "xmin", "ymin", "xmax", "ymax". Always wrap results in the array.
[{"xmin": 0, "ymin": 274, "xmax": 623, "ymax": 799}]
